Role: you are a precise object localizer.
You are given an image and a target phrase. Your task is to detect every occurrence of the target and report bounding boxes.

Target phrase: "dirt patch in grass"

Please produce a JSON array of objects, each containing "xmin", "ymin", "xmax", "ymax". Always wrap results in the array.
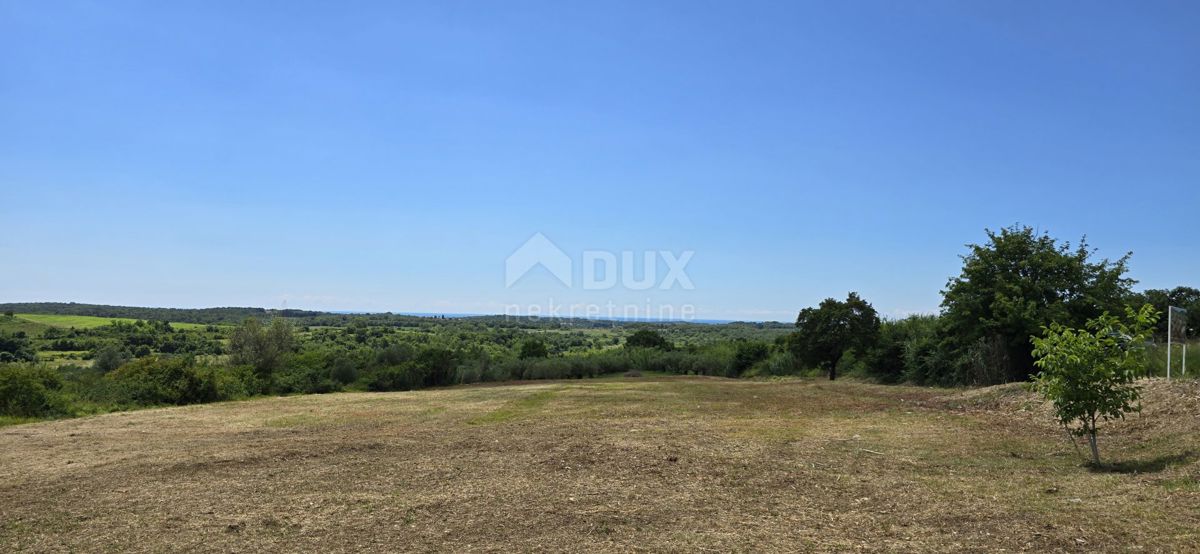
[{"xmin": 1, "ymin": 377, "xmax": 1198, "ymax": 552}]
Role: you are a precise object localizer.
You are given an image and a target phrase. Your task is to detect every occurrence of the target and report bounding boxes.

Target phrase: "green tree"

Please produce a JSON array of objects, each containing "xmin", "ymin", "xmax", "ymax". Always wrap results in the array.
[
  {"xmin": 1130, "ymin": 286, "xmax": 1199, "ymax": 341},
  {"xmin": 1031, "ymin": 305, "xmax": 1157, "ymax": 466},
  {"xmin": 92, "ymin": 345, "xmax": 131, "ymax": 373},
  {"xmin": 625, "ymin": 329, "xmax": 672, "ymax": 350},
  {"xmin": 790, "ymin": 292, "xmax": 880, "ymax": 380},
  {"xmin": 941, "ymin": 225, "xmax": 1133, "ymax": 384},
  {"xmin": 518, "ymin": 338, "xmax": 549, "ymax": 359},
  {"xmin": 229, "ymin": 318, "xmax": 295, "ymax": 385}
]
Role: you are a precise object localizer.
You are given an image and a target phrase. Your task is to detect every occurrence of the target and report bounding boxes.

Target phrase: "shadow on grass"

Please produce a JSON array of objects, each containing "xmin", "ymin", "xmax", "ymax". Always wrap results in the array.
[{"xmin": 1089, "ymin": 451, "xmax": 1197, "ymax": 474}]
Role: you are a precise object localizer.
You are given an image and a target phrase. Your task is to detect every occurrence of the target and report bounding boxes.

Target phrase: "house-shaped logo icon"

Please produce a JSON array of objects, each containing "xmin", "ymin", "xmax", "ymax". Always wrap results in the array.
[{"xmin": 505, "ymin": 233, "xmax": 572, "ymax": 288}]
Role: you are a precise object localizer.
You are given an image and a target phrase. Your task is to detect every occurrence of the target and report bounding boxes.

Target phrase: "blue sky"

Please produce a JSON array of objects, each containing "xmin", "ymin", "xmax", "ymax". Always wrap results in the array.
[{"xmin": 2, "ymin": 1, "xmax": 1198, "ymax": 321}]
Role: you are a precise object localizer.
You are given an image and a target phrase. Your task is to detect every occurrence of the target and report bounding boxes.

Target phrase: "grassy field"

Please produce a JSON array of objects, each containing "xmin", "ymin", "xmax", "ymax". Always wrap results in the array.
[
  {"xmin": 10, "ymin": 313, "xmax": 212, "ymax": 331},
  {"xmin": 0, "ymin": 315, "xmax": 53, "ymax": 335},
  {"xmin": 1, "ymin": 377, "xmax": 1197, "ymax": 552}
]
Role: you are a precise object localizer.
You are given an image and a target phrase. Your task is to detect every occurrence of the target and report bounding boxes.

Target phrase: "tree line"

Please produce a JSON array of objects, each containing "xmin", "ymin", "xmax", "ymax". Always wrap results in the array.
[{"xmin": 785, "ymin": 224, "xmax": 1195, "ymax": 385}]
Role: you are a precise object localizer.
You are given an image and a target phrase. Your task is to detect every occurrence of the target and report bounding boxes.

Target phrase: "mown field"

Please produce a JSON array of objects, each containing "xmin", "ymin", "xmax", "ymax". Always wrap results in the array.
[
  {"xmin": 8, "ymin": 314, "xmax": 212, "ymax": 331},
  {"xmin": 1, "ymin": 377, "xmax": 1198, "ymax": 552}
]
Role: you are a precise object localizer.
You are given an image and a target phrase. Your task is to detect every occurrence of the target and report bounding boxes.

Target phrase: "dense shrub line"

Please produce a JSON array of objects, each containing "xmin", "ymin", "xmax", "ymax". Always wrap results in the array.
[{"xmin": 0, "ymin": 324, "xmax": 804, "ymax": 420}]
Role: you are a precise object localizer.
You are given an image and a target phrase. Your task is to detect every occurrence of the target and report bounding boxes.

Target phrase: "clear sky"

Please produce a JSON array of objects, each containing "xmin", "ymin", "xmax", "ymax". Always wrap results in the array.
[{"xmin": 2, "ymin": 1, "xmax": 1198, "ymax": 321}]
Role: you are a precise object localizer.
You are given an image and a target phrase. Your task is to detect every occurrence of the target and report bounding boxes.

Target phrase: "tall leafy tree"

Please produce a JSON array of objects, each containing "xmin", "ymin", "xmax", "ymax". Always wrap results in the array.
[
  {"xmin": 229, "ymin": 317, "xmax": 295, "ymax": 386},
  {"xmin": 790, "ymin": 292, "xmax": 880, "ymax": 380},
  {"xmin": 940, "ymin": 225, "xmax": 1133, "ymax": 384}
]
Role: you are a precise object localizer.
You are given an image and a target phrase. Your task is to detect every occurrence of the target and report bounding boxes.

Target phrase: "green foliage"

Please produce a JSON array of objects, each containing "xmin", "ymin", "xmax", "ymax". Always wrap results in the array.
[
  {"xmin": 274, "ymin": 350, "xmax": 340, "ymax": 394},
  {"xmin": 375, "ymin": 343, "xmax": 415, "ymax": 366},
  {"xmin": 744, "ymin": 351, "xmax": 804, "ymax": 377},
  {"xmin": 210, "ymin": 365, "xmax": 259, "ymax": 400},
  {"xmin": 365, "ymin": 364, "xmax": 423, "ymax": 391},
  {"xmin": 0, "ymin": 332, "xmax": 37, "ymax": 363},
  {"xmin": 625, "ymin": 329, "xmax": 672, "ymax": 350},
  {"xmin": 414, "ymin": 347, "xmax": 457, "ymax": 387},
  {"xmin": 789, "ymin": 292, "xmax": 880, "ymax": 380},
  {"xmin": 1032, "ymin": 305, "xmax": 1157, "ymax": 465},
  {"xmin": 731, "ymin": 340, "xmax": 770, "ymax": 375},
  {"xmin": 329, "ymin": 356, "xmax": 358, "ymax": 385},
  {"xmin": 942, "ymin": 225, "xmax": 1133, "ymax": 384},
  {"xmin": 864, "ymin": 316, "xmax": 945, "ymax": 386},
  {"xmin": 518, "ymin": 338, "xmax": 549, "ymax": 359},
  {"xmin": 229, "ymin": 318, "xmax": 295, "ymax": 386},
  {"xmin": 1130, "ymin": 286, "xmax": 1199, "ymax": 341},
  {"xmin": 0, "ymin": 364, "xmax": 70, "ymax": 418},
  {"xmin": 105, "ymin": 356, "xmax": 219, "ymax": 406},
  {"xmin": 91, "ymin": 344, "xmax": 130, "ymax": 373}
]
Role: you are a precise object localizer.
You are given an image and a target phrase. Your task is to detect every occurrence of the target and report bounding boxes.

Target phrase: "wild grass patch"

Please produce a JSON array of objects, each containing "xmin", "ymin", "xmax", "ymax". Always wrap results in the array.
[{"xmin": 467, "ymin": 389, "xmax": 558, "ymax": 425}]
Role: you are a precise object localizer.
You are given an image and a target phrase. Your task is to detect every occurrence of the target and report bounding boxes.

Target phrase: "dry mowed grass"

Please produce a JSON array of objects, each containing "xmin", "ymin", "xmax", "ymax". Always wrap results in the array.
[{"xmin": 2, "ymin": 377, "xmax": 1198, "ymax": 552}]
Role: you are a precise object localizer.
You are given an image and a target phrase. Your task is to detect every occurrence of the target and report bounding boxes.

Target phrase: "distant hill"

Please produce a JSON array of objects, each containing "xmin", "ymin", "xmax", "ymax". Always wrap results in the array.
[
  {"xmin": 0, "ymin": 302, "xmax": 325, "ymax": 326},
  {"xmin": 0, "ymin": 302, "xmax": 794, "ymax": 329}
]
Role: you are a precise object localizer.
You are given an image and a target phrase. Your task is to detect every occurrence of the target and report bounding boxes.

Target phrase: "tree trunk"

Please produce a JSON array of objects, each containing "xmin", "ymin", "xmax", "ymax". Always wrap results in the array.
[
  {"xmin": 828, "ymin": 356, "xmax": 839, "ymax": 381},
  {"xmin": 1087, "ymin": 418, "xmax": 1100, "ymax": 466}
]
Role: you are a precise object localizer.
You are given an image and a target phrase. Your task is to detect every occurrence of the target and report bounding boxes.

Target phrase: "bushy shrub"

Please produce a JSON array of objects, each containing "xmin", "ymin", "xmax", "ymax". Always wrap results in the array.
[
  {"xmin": 329, "ymin": 357, "xmax": 358, "ymax": 385},
  {"xmin": 275, "ymin": 365, "xmax": 339, "ymax": 394},
  {"xmin": 375, "ymin": 343, "xmax": 415, "ymax": 366},
  {"xmin": 415, "ymin": 347, "xmax": 457, "ymax": 387},
  {"xmin": 626, "ymin": 329, "xmax": 672, "ymax": 350},
  {"xmin": 518, "ymin": 338, "xmax": 549, "ymax": 359},
  {"xmin": 454, "ymin": 353, "xmax": 496, "ymax": 384},
  {"xmin": 211, "ymin": 365, "xmax": 258, "ymax": 400},
  {"xmin": 860, "ymin": 315, "xmax": 936, "ymax": 383},
  {"xmin": 0, "ymin": 332, "xmax": 37, "ymax": 363},
  {"xmin": 0, "ymin": 364, "xmax": 70, "ymax": 417},
  {"xmin": 902, "ymin": 330, "xmax": 950, "ymax": 386},
  {"xmin": 365, "ymin": 364, "xmax": 423, "ymax": 391},
  {"xmin": 694, "ymin": 344, "xmax": 737, "ymax": 376},
  {"xmin": 522, "ymin": 357, "xmax": 572, "ymax": 380},
  {"xmin": 106, "ymin": 356, "xmax": 218, "ymax": 406},
  {"xmin": 731, "ymin": 341, "xmax": 770, "ymax": 375},
  {"xmin": 275, "ymin": 350, "xmax": 341, "ymax": 394},
  {"xmin": 746, "ymin": 351, "xmax": 802, "ymax": 377},
  {"xmin": 91, "ymin": 344, "xmax": 130, "ymax": 373}
]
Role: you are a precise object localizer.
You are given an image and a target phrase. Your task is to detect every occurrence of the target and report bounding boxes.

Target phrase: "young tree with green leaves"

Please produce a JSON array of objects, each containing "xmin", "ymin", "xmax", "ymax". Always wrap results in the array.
[{"xmin": 1031, "ymin": 305, "xmax": 1157, "ymax": 466}]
